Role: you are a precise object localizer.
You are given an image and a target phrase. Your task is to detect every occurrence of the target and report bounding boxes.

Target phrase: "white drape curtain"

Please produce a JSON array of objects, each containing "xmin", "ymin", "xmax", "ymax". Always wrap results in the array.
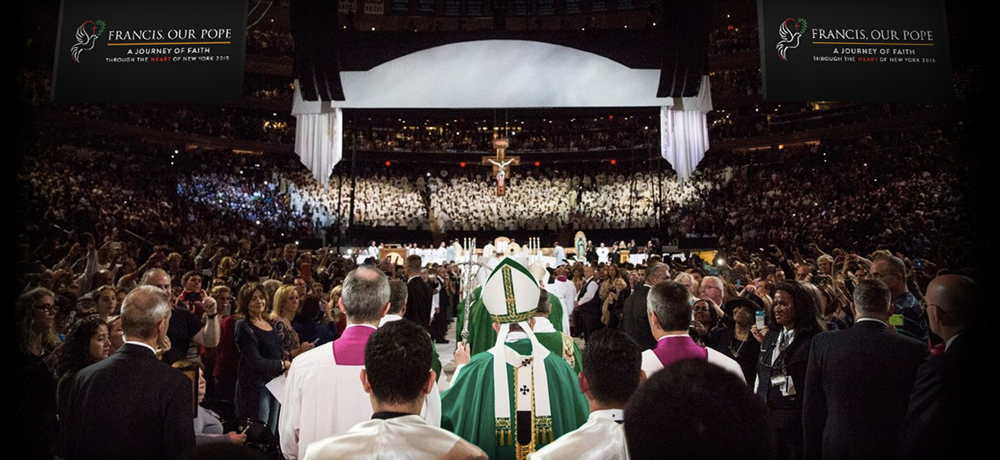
[
  {"xmin": 659, "ymin": 76, "xmax": 712, "ymax": 182},
  {"xmin": 293, "ymin": 108, "xmax": 342, "ymax": 188}
]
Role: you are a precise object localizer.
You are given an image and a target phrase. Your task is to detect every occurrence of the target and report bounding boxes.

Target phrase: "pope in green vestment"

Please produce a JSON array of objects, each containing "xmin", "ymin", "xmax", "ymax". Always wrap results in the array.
[
  {"xmin": 443, "ymin": 257, "xmax": 589, "ymax": 460},
  {"xmin": 441, "ymin": 338, "xmax": 588, "ymax": 459}
]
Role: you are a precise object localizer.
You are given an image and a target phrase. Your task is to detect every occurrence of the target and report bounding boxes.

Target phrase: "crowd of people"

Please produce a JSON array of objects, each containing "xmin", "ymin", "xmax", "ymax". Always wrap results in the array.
[
  {"xmin": 16, "ymin": 224, "xmax": 983, "ymax": 459},
  {"xmin": 287, "ymin": 171, "xmax": 429, "ymax": 230},
  {"xmin": 61, "ymin": 103, "xmax": 295, "ymax": 144},
  {"xmin": 17, "ymin": 120, "xmax": 977, "ymax": 269},
  {"xmin": 708, "ymin": 22, "xmax": 759, "ymax": 55},
  {"xmin": 15, "ymin": 4, "xmax": 983, "ymax": 457},
  {"xmin": 344, "ymin": 115, "xmax": 659, "ymax": 153}
]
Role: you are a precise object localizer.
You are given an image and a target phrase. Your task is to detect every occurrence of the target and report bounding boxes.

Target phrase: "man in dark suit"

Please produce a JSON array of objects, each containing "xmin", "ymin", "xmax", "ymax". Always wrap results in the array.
[
  {"xmin": 575, "ymin": 264, "xmax": 602, "ymax": 339},
  {"xmin": 620, "ymin": 261, "xmax": 668, "ymax": 350},
  {"xmin": 65, "ymin": 285, "xmax": 196, "ymax": 460},
  {"xmin": 403, "ymin": 254, "xmax": 432, "ymax": 333},
  {"xmin": 270, "ymin": 242, "xmax": 300, "ymax": 279},
  {"xmin": 899, "ymin": 274, "xmax": 983, "ymax": 458},
  {"xmin": 802, "ymin": 279, "xmax": 928, "ymax": 460}
]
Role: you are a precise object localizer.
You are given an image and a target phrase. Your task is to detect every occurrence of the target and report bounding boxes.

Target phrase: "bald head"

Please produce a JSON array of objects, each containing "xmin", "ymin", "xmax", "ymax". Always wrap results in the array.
[
  {"xmin": 122, "ymin": 285, "xmax": 171, "ymax": 342},
  {"xmin": 924, "ymin": 274, "xmax": 981, "ymax": 340}
]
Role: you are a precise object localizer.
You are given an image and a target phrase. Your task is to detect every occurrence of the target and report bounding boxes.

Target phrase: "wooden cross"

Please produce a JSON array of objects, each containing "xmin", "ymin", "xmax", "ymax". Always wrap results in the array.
[{"xmin": 481, "ymin": 136, "xmax": 519, "ymax": 197}]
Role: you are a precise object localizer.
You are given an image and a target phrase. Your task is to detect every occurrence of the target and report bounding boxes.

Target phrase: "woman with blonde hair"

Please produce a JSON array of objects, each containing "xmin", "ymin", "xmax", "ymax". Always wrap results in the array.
[
  {"xmin": 16, "ymin": 287, "xmax": 62, "ymax": 458},
  {"xmin": 17, "ymin": 287, "xmax": 62, "ymax": 358},
  {"xmin": 270, "ymin": 284, "xmax": 314, "ymax": 361},
  {"xmin": 328, "ymin": 284, "xmax": 347, "ymax": 333}
]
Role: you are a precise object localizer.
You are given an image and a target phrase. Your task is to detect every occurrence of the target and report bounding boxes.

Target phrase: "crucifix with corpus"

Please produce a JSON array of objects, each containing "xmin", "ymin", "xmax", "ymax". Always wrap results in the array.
[{"xmin": 482, "ymin": 134, "xmax": 519, "ymax": 196}]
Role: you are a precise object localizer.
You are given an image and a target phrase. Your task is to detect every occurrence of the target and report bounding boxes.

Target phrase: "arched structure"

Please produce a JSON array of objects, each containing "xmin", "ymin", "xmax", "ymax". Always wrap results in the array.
[{"xmin": 293, "ymin": 39, "xmax": 711, "ymax": 185}]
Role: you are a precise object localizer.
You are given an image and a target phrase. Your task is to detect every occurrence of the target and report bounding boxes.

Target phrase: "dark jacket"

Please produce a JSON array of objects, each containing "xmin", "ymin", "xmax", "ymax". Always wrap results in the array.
[{"xmin": 65, "ymin": 343, "xmax": 195, "ymax": 460}]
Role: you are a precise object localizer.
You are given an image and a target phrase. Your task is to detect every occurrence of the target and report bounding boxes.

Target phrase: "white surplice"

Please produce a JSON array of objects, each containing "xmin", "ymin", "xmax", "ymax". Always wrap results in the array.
[
  {"xmin": 303, "ymin": 415, "xmax": 486, "ymax": 460},
  {"xmin": 278, "ymin": 342, "xmax": 442, "ymax": 460},
  {"xmin": 528, "ymin": 409, "xmax": 629, "ymax": 460}
]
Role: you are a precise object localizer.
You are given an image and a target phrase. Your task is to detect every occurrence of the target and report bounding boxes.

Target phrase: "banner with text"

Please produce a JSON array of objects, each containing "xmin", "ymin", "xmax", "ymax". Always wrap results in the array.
[
  {"xmin": 364, "ymin": 0, "xmax": 385, "ymax": 15},
  {"xmin": 52, "ymin": 0, "xmax": 247, "ymax": 103},
  {"xmin": 758, "ymin": 0, "xmax": 952, "ymax": 102},
  {"xmin": 340, "ymin": 0, "xmax": 358, "ymax": 13}
]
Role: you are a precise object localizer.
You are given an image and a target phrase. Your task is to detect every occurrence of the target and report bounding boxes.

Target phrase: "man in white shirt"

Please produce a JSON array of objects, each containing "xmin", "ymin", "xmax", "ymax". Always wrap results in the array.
[
  {"xmin": 280, "ymin": 266, "xmax": 440, "ymax": 460},
  {"xmin": 304, "ymin": 320, "xmax": 485, "ymax": 460},
  {"xmin": 530, "ymin": 330, "xmax": 643, "ymax": 459}
]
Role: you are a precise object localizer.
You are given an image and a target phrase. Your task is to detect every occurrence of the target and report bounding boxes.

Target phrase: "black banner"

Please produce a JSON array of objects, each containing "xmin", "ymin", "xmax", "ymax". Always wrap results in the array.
[
  {"xmin": 466, "ymin": 0, "xmax": 484, "ymax": 16},
  {"xmin": 758, "ymin": 0, "xmax": 952, "ymax": 102},
  {"xmin": 52, "ymin": 0, "xmax": 246, "ymax": 103},
  {"xmin": 537, "ymin": 0, "xmax": 555, "ymax": 15},
  {"xmin": 390, "ymin": 0, "xmax": 410, "ymax": 15},
  {"xmin": 443, "ymin": 0, "xmax": 463, "ymax": 16},
  {"xmin": 512, "ymin": 0, "xmax": 530, "ymax": 16},
  {"xmin": 417, "ymin": 0, "xmax": 436, "ymax": 15},
  {"xmin": 590, "ymin": 0, "xmax": 608, "ymax": 13},
  {"xmin": 564, "ymin": 0, "xmax": 583, "ymax": 14}
]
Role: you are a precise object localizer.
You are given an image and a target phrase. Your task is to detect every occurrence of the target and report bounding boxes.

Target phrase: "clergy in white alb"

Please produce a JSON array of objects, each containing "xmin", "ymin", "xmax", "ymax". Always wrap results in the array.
[
  {"xmin": 279, "ymin": 266, "xmax": 441, "ymax": 460},
  {"xmin": 640, "ymin": 281, "xmax": 745, "ymax": 382},
  {"xmin": 303, "ymin": 321, "xmax": 484, "ymax": 460}
]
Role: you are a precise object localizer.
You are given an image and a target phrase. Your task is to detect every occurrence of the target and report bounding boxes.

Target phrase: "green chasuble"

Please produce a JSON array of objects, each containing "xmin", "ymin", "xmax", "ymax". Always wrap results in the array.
[
  {"xmin": 535, "ymin": 331, "xmax": 583, "ymax": 374},
  {"xmin": 547, "ymin": 293, "xmax": 564, "ymax": 334},
  {"xmin": 456, "ymin": 286, "xmax": 498, "ymax": 357},
  {"xmin": 431, "ymin": 341, "xmax": 442, "ymax": 382},
  {"xmin": 441, "ymin": 339, "xmax": 589, "ymax": 460}
]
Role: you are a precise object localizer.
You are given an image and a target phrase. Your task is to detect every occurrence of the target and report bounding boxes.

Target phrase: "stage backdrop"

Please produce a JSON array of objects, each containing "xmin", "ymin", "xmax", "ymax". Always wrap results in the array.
[
  {"xmin": 52, "ymin": 0, "xmax": 247, "ymax": 103},
  {"xmin": 758, "ymin": 0, "xmax": 952, "ymax": 102},
  {"xmin": 293, "ymin": 40, "xmax": 712, "ymax": 185}
]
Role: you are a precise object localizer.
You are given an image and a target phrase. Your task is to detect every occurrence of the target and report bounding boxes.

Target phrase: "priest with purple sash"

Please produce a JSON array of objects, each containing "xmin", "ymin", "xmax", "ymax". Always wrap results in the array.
[
  {"xmin": 639, "ymin": 281, "xmax": 746, "ymax": 383},
  {"xmin": 279, "ymin": 266, "xmax": 441, "ymax": 459}
]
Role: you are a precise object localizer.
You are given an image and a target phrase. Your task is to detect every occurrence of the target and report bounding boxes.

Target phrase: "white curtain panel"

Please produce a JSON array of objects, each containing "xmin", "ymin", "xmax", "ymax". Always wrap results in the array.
[
  {"xmin": 294, "ymin": 108, "xmax": 342, "ymax": 187},
  {"xmin": 660, "ymin": 76, "xmax": 712, "ymax": 182}
]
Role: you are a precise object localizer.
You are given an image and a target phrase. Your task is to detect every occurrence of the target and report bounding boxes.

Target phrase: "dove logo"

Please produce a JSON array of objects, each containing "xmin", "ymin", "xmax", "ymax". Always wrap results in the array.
[
  {"xmin": 70, "ymin": 19, "xmax": 106, "ymax": 63},
  {"xmin": 776, "ymin": 17, "xmax": 807, "ymax": 61}
]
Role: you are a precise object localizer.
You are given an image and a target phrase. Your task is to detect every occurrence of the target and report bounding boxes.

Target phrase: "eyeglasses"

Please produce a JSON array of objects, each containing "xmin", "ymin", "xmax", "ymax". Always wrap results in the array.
[
  {"xmin": 919, "ymin": 300, "xmax": 941, "ymax": 314},
  {"xmin": 34, "ymin": 304, "xmax": 57, "ymax": 313}
]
